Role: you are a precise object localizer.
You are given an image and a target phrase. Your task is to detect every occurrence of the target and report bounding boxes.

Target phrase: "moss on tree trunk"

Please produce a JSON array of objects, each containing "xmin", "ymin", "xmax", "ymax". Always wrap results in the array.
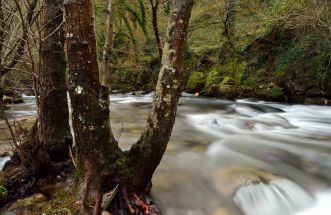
[{"xmin": 38, "ymin": 0, "xmax": 72, "ymax": 162}]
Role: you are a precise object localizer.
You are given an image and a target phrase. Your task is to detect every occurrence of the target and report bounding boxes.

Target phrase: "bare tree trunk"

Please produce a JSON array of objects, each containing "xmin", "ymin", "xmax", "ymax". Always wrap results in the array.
[
  {"xmin": 38, "ymin": 0, "xmax": 72, "ymax": 162},
  {"xmin": 128, "ymin": 0, "xmax": 195, "ymax": 191},
  {"xmin": 102, "ymin": 0, "xmax": 115, "ymax": 87},
  {"xmin": 0, "ymin": 0, "xmax": 74, "ymax": 206},
  {"xmin": 150, "ymin": 0, "xmax": 163, "ymax": 60},
  {"xmin": 64, "ymin": 0, "xmax": 119, "ymax": 214}
]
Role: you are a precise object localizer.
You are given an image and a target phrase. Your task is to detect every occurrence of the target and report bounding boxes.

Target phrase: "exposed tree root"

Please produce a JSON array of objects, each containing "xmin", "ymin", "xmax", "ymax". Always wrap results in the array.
[{"xmin": 108, "ymin": 187, "xmax": 159, "ymax": 215}]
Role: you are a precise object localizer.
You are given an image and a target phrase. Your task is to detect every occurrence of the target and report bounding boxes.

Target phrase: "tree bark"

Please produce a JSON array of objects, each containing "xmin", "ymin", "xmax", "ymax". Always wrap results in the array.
[
  {"xmin": 38, "ymin": 0, "xmax": 72, "ymax": 162},
  {"xmin": 64, "ymin": 0, "xmax": 119, "ymax": 214},
  {"xmin": 0, "ymin": 0, "xmax": 5, "ymax": 55},
  {"xmin": 128, "ymin": 0, "xmax": 195, "ymax": 191}
]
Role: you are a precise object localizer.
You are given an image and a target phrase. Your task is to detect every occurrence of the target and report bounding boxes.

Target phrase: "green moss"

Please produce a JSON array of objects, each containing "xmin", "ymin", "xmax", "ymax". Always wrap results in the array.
[
  {"xmin": 186, "ymin": 72, "xmax": 205, "ymax": 93},
  {"xmin": 274, "ymin": 65, "xmax": 287, "ymax": 80},
  {"xmin": 220, "ymin": 76, "xmax": 235, "ymax": 86},
  {"xmin": 222, "ymin": 60, "xmax": 246, "ymax": 85},
  {"xmin": 0, "ymin": 185, "xmax": 8, "ymax": 199},
  {"xmin": 266, "ymin": 86, "xmax": 284, "ymax": 99},
  {"xmin": 205, "ymin": 67, "xmax": 223, "ymax": 92},
  {"xmin": 42, "ymin": 185, "xmax": 79, "ymax": 215},
  {"xmin": 218, "ymin": 76, "xmax": 236, "ymax": 97}
]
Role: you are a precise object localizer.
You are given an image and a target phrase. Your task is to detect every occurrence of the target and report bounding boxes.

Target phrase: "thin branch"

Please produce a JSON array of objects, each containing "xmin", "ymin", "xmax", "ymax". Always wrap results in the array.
[{"xmin": 1, "ymin": 109, "xmax": 19, "ymax": 148}]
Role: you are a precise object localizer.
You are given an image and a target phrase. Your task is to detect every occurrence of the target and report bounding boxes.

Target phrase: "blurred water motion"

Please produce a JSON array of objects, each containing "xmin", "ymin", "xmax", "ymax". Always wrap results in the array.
[{"xmin": 2, "ymin": 93, "xmax": 331, "ymax": 214}]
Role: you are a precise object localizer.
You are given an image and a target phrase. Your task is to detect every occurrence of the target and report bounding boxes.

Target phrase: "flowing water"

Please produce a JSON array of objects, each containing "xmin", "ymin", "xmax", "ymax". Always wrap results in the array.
[{"xmin": 1, "ymin": 93, "xmax": 331, "ymax": 215}]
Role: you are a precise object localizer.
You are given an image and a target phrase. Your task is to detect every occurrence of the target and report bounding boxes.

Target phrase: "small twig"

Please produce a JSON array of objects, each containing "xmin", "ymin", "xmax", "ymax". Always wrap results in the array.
[
  {"xmin": 69, "ymin": 146, "xmax": 77, "ymax": 168},
  {"xmin": 116, "ymin": 120, "xmax": 124, "ymax": 142},
  {"xmin": 42, "ymin": 20, "xmax": 64, "ymax": 41},
  {"xmin": 1, "ymin": 109, "xmax": 19, "ymax": 148}
]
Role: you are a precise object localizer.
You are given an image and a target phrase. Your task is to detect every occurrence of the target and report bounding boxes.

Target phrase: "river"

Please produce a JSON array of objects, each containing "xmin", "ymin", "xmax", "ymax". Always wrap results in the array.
[{"xmin": 1, "ymin": 93, "xmax": 331, "ymax": 215}]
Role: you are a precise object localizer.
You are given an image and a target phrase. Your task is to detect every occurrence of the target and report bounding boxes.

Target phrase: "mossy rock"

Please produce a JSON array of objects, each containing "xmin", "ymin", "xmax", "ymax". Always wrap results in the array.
[{"xmin": 186, "ymin": 72, "xmax": 205, "ymax": 93}]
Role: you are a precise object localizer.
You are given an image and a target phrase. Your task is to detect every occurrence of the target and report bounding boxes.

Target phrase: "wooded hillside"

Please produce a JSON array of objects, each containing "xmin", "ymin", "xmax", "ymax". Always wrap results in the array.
[{"xmin": 92, "ymin": 0, "xmax": 331, "ymax": 103}]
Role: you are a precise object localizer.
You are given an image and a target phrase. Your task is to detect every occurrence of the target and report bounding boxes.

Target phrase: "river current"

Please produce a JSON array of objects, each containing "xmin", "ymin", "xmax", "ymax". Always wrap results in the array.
[{"xmin": 1, "ymin": 93, "xmax": 331, "ymax": 215}]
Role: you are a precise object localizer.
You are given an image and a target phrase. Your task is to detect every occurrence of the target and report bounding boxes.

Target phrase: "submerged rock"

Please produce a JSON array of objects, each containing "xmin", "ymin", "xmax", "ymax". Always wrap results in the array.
[
  {"xmin": 212, "ymin": 165, "xmax": 279, "ymax": 196},
  {"xmin": 233, "ymin": 178, "xmax": 314, "ymax": 215}
]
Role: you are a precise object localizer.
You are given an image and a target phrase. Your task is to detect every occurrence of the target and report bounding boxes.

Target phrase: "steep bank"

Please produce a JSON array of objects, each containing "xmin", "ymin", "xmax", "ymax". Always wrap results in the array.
[{"xmin": 185, "ymin": 26, "xmax": 331, "ymax": 104}]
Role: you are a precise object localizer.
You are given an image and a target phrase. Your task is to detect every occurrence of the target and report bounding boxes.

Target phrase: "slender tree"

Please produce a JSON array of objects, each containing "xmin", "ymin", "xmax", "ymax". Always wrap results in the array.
[
  {"xmin": 103, "ymin": 0, "xmax": 115, "ymax": 87},
  {"xmin": 150, "ymin": 0, "xmax": 163, "ymax": 60},
  {"xmin": 38, "ymin": 0, "xmax": 72, "ymax": 162}
]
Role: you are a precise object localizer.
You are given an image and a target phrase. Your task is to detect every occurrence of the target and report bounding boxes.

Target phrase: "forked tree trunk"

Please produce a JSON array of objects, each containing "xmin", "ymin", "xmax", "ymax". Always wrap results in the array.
[
  {"xmin": 38, "ymin": 0, "xmax": 72, "ymax": 162},
  {"xmin": 64, "ymin": 0, "xmax": 194, "ymax": 214}
]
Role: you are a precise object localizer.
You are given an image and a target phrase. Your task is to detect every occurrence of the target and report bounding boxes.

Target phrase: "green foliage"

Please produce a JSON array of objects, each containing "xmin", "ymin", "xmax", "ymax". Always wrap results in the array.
[
  {"xmin": 228, "ymin": 0, "xmax": 306, "ymax": 51},
  {"xmin": 205, "ymin": 67, "xmax": 224, "ymax": 91},
  {"xmin": 266, "ymin": 86, "xmax": 284, "ymax": 99},
  {"xmin": 221, "ymin": 60, "xmax": 246, "ymax": 85},
  {"xmin": 218, "ymin": 76, "xmax": 236, "ymax": 96},
  {"xmin": 220, "ymin": 76, "xmax": 235, "ymax": 86},
  {"xmin": 91, "ymin": 0, "xmax": 330, "ymax": 101},
  {"xmin": 0, "ymin": 185, "xmax": 8, "ymax": 199},
  {"xmin": 186, "ymin": 72, "xmax": 205, "ymax": 92},
  {"xmin": 187, "ymin": 0, "xmax": 224, "ymax": 53},
  {"xmin": 118, "ymin": 0, "xmax": 148, "ymax": 37}
]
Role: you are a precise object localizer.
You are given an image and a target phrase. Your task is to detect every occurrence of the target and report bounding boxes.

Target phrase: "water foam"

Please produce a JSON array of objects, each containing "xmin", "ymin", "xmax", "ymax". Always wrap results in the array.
[
  {"xmin": 234, "ymin": 178, "xmax": 314, "ymax": 215},
  {"xmin": 296, "ymin": 191, "xmax": 331, "ymax": 215}
]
